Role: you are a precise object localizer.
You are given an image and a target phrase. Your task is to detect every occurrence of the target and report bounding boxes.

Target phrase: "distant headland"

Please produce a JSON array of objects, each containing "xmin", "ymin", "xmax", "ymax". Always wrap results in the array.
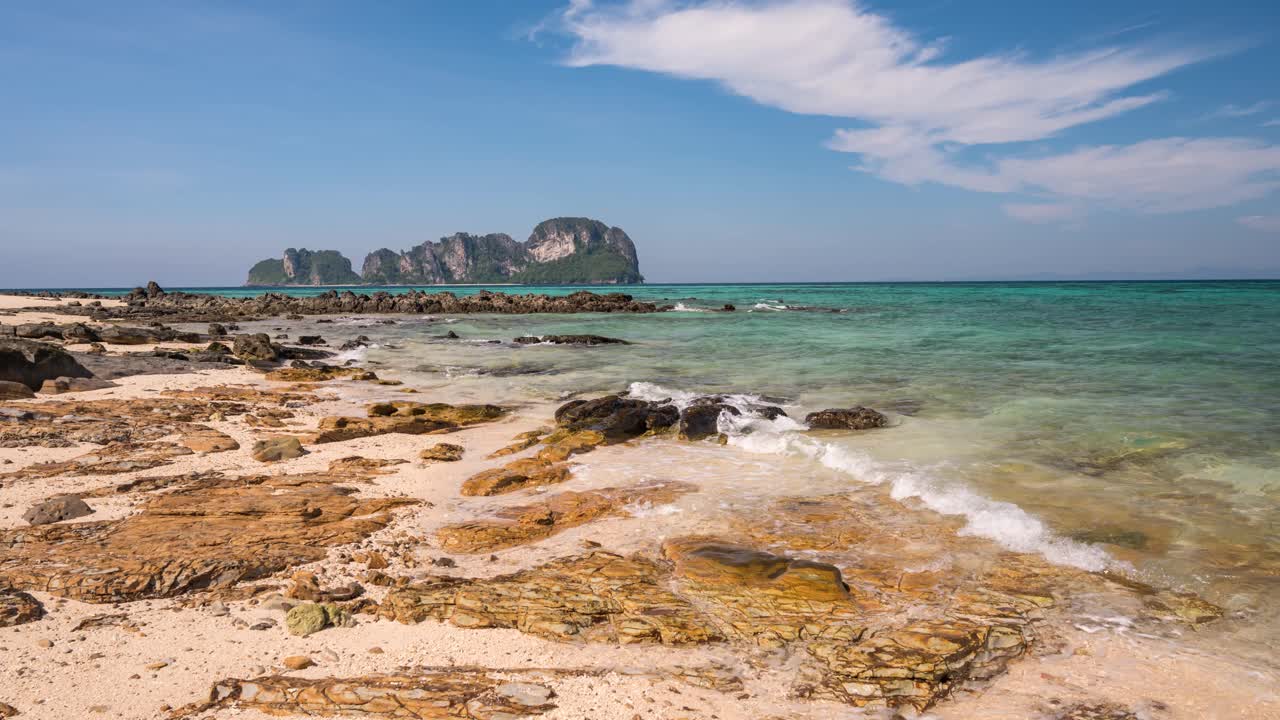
[{"xmin": 246, "ymin": 217, "xmax": 644, "ymax": 286}]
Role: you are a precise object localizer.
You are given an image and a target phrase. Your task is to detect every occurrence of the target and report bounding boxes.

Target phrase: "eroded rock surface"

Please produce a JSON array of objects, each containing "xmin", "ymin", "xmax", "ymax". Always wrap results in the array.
[
  {"xmin": 176, "ymin": 671, "xmax": 559, "ymax": 719},
  {"xmin": 0, "ymin": 471, "xmax": 414, "ymax": 603},
  {"xmin": 0, "ymin": 590, "xmax": 43, "ymax": 627},
  {"xmin": 313, "ymin": 402, "xmax": 505, "ymax": 444},
  {"xmin": 805, "ymin": 407, "xmax": 887, "ymax": 430},
  {"xmin": 439, "ymin": 481, "xmax": 695, "ymax": 552}
]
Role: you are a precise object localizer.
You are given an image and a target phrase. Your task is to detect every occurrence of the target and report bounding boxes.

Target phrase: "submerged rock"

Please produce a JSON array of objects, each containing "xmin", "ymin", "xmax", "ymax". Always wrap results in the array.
[
  {"xmin": 805, "ymin": 407, "xmax": 888, "ymax": 430},
  {"xmin": 514, "ymin": 334, "xmax": 629, "ymax": 346},
  {"xmin": 554, "ymin": 394, "xmax": 678, "ymax": 440}
]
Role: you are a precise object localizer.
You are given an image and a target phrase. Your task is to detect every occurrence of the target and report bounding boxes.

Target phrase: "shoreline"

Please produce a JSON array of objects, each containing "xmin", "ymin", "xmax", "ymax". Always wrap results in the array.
[{"xmin": 1, "ymin": 293, "xmax": 1277, "ymax": 719}]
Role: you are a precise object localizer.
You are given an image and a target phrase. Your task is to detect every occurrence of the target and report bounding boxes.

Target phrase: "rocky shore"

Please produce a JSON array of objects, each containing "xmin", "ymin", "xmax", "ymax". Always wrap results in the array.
[
  {"xmin": 0, "ymin": 292, "xmax": 1271, "ymax": 720},
  {"xmin": 5, "ymin": 282, "xmax": 665, "ymax": 324}
]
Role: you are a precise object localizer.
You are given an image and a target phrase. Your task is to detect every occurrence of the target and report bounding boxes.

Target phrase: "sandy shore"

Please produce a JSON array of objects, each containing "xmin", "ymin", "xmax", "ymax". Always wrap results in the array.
[{"xmin": 2, "ymin": 294, "xmax": 1277, "ymax": 720}]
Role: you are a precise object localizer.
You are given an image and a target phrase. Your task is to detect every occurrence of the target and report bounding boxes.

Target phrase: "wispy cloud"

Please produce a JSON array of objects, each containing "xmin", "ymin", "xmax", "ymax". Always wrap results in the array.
[
  {"xmin": 1205, "ymin": 101, "xmax": 1272, "ymax": 120},
  {"xmin": 557, "ymin": 0, "xmax": 1280, "ymax": 221},
  {"xmin": 1238, "ymin": 215, "xmax": 1280, "ymax": 232},
  {"xmin": 1002, "ymin": 203, "xmax": 1083, "ymax": 223},
  {"xmin": 1265, "ymin": 119, "xmax": 1280, "ymax": 128}
]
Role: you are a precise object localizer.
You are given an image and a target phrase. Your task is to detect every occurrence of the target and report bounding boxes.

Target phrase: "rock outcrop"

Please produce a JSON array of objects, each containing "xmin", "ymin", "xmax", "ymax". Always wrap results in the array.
[
  {"xmin": 0, "ymin": 470, "xmax": 414, "ymax": 603},
  {"xmin": 0, "ymin": 338, "xmax": 93, "ymax": 390},
  {"xmin": 246, "ymin": 248, "xmax": 362, "ymax": 286}
]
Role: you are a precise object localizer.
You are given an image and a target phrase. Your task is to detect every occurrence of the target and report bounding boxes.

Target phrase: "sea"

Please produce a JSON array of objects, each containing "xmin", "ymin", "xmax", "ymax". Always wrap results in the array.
[{"xmin": 78, "ymin": 280, "xmax": 1280, "ymax": 673}]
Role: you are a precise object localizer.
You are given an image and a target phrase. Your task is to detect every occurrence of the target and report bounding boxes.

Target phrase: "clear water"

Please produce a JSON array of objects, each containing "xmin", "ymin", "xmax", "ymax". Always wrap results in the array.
[{"xmin": 144, "ymin": 280, "xmax": 1280, "ymax": 664}]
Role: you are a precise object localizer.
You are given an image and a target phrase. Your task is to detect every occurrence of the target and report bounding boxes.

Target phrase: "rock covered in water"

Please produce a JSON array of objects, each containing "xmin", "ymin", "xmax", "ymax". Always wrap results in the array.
[
  {"xmin": 554, "ymin": 395, "xmax": 679, "ymax": 440},
  {"xmin": 805, "ymin": 407, "xmax": 888, "ymax": 430},
  {"xmin": 514, "ymin": 334, "xmax": 629, "ymax": 346}
]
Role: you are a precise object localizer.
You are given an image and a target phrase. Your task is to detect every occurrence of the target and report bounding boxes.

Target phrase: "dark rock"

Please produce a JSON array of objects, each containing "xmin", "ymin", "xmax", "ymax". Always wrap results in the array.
[
  {"xmin": 0, "ymin": 338, "xmax": 93, "ymax": 390},
  {"xmin": 233, "ymin": 333, "xmax": 279, "ymax": 362},
  {"xmin": 805, "ymin": 407, "xmax": 888, "ymax": 430},
  {"xmin": 297, "ymin": 335, "xmax": 326, "ymax": 346},
  {"xmin": 63, "ymin": 323, "xmax": 100, "ymax": 343},
  {"xmin": 96, "ymin": 325, "xmax": 176, "ymax": 345},
  {"xmin": 554, "ymin": 395, "xmax": 678, "ymax": 441},
  {"xmin": 23, "ymin": 495, "xmax": 94, "ymax": 525},
  {"xmin": 678, "ymin": 403, "xmax": 740, "ymax": 441},
  {"xmin": 208, "ymin": 323, "xmax": 228, "ymax": 337},
  {"xmin": 15, "ymin": 323, "xmax": 64, "ymax": 340},
  {"xmin": 442, "ymin": 331, "xmax": 460, "ymax": 340},
  {"xmin": 0, "ymin": 380, "xmax": 36, "ymax": 399},
  {"xmin": 38, "ymin": 376, "xmax": 118, "ymax": 394},
  {"xmin": 85, "ymin": 342, "xmax": 107, "ymax": 355},
  {"xmin": 722, "ymin": 304, "xmax": 736, "ymax": 311},
  {"xmin": 515, "ymin": 335, "xmax": 629, "ymax": 346}
]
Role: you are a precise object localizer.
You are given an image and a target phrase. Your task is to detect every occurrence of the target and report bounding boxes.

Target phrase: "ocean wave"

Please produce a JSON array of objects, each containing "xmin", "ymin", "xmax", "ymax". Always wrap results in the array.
[
  {"xmin": 629, "ymin": 381, "xmax": 1116, "ymax": 572},
  {"xmin": 671, "ymin": 302, "xmax": 711, "ymax": 312}
]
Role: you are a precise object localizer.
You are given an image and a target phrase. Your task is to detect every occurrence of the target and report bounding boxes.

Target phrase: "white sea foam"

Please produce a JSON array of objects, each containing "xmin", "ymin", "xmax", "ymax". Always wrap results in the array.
[
  {"xmin": 671, "ymin": 303, "xmax": 709, "ymax": 312},
  {"xmin": 750, "ymin": 302, "xmax": 788, "ymax": 311},
  {"xmin": 629, "ymin": 381, "xmax": 1116, "ymax": 572}
]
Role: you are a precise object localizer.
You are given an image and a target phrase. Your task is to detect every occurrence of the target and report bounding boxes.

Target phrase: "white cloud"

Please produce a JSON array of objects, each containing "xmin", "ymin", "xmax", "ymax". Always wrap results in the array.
[
  {"xmin": 1238, "ymin": 215, "xmax": 1280, "ymax": 232},
  {"xmin": 1265, "ymin": 119, "xmax": 1280, "ymax": 128},
  {"xmin": 559, "ymin": 1, "xmax": 1280, "ymax": 219}
]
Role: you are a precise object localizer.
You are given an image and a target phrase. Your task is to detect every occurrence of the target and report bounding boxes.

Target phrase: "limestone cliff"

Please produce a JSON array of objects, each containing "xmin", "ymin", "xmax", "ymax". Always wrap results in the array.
[
  {"xmin": 247, "ymin": 218, "xmax": 643, "ymax": 286},
  {"xmin": 246, "ymin": 249, "xmax": 362, "ymax": 286}
]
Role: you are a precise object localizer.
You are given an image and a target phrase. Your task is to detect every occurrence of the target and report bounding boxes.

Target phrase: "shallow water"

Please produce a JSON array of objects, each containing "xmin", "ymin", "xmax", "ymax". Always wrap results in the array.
[{"xmin": 222, "ymin": 280, "xmax": 1279, "ymax": 668}]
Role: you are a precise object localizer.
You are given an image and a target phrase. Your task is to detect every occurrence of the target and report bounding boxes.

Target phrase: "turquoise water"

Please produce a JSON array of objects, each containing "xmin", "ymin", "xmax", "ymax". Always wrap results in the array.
[{"xmin": 89, "ymin": 281, "xmax": 1280, "ymax": 655}]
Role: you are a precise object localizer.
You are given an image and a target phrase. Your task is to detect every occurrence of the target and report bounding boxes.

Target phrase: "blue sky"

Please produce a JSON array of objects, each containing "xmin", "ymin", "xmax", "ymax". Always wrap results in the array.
[{"xmin": 2, "ymin": 0, "xmax": 1279, "ymax": 287}]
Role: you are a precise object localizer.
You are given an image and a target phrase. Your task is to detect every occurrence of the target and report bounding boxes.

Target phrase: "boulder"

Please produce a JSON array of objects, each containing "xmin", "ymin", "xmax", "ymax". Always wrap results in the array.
[
  {"xmin": 0, "ymin": 338, "xmax": 93, "ymax": 390},
  {"xmin": 208, "ymin": 323, "xmax": 228, "ymax": 337},
  {"xmin": 420, "ymin": 443, "xmax": 464, "ymax": 462},
  {"xmin": 286, "ymin": 602, "xmax": 352, "ymax": 637},
  {"xmin": 233, "ymin": 333, "xmax": 280, "ymax": 362},
  {"xmin": 23, "ymin": 495, "xmax": 94, "ymax": 525},
  {"xmin": 15, "ymin": 322, "xmax": 64, "ymax": 340},
  {"xmin": 252, "ymin": 437, "xmax": 307, "ymax": 462},
  {"xmin": 678, "ymin": 402, "xmax": 739, "ymax": 441},
  {"xmin": 297, "ymin": 335, "xmax": 326, "ymax": 346},
  {"xmin": 62, "ymin": 323, "xmax": 100, "ymax": 343},
  {"xmin": 805, "ymin": 407, "xmax": 888, "ymax": 430},
  {"xmin": 96, "ymin": 325, "xmax": 176, "ymax": 345},
  {"xmin": 553, "ymin": 395, "xmax": 678, "ymax": 441},
  {"xmin": 38, "ymin": 376, "xmax": 118, "ymax": 395},
  {"xmin": 0, "ymin": 380, "xmax": 35, "ymax": 400},
  {"xmin": 0, "ymin": 591, "xmax": 44, "ymax": 627}
]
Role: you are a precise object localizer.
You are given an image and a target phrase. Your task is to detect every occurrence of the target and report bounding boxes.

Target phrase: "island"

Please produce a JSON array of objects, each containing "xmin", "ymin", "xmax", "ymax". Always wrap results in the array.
[{"xmin": 246, "ymin": 217, "xmax": 644, "ymax": 286}]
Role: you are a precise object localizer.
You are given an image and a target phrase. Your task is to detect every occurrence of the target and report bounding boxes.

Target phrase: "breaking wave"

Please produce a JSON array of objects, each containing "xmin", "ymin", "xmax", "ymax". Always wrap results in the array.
[{"xmin": 626, "ymin": 381, "xmax": 1115, "ymax": 572}]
